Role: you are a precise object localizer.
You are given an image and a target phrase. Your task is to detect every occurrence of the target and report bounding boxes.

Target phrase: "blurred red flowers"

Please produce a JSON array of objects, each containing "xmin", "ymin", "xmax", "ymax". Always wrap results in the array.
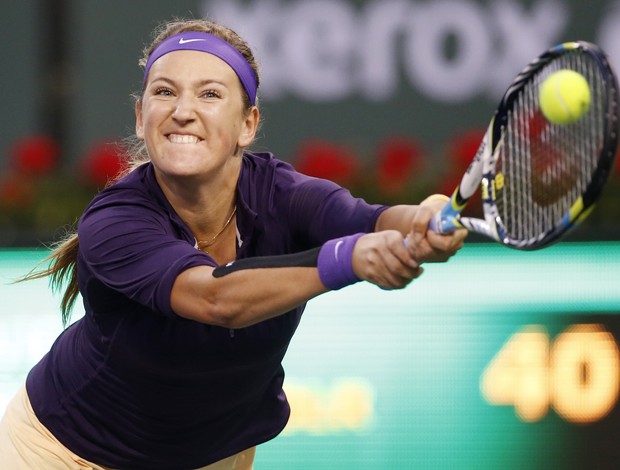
[
  {"xmin": 80, "ymin": 141, "xmax": 127, "ymax": 188},
  {"xmin": 9, "ymin": 135, "xmax": 60, "ymax": 176},
  {"xmin": 375, "ymin": 136, "xmax": 424, "ymax": 195},
  {"xmin": 0, "ymin": 175, "xmax": 36, "ymax": 209},
  {"xmin": 0, "ymin": 136, "xmax": 127, "ymax": 241},
  {"xmin": 294, "ymin": 139, "xmax": 361, "ymax": 186},
  {"xmin": 0, "ymin": 135, "xmax": 60, "ymax": 211},
  {"xmin": 1, "ymin": 128, "xmax": 618, "ymax": 244}
]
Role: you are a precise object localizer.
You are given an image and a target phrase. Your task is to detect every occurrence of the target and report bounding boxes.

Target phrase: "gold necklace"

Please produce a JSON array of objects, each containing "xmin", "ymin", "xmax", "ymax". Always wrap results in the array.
[{"xmin": 196, "ymin": 206, "xmax": 237, "ymax": 252}]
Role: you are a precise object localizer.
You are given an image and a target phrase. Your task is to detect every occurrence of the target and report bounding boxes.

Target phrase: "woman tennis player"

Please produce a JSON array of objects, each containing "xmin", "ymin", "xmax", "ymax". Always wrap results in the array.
[{"xmin": 0, "ymin": 18, "xmax": 466, "ymax": 469}]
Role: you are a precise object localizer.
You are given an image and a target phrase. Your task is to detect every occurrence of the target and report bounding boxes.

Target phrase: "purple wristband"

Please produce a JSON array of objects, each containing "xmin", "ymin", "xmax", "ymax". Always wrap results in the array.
[{"xmin": 317, "ymin": 233, "xmax": 365, "ymax": 290}]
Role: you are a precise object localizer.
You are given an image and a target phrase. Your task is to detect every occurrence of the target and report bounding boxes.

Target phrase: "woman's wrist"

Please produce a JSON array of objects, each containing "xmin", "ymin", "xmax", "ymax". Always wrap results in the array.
[{"xmin": 317, "ymin": 233, "xmax": 365, "ymax": 290}]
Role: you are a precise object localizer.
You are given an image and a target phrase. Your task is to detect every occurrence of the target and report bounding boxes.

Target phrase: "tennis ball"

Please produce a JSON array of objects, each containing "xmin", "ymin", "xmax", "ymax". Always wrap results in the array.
[{"xmin": 538, "ymin": 69, "xmax": 591, "ymax": 125}]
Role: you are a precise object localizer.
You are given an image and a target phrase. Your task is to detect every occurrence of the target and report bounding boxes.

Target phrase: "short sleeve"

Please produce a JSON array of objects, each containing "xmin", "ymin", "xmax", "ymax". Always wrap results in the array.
[
  {"xmin": 78, "ymin": 202, "xmax": 213, "ymax": 318},
  {"xmin": 283, "ymin": 175, "xmax": 388, "ymax": 245}
]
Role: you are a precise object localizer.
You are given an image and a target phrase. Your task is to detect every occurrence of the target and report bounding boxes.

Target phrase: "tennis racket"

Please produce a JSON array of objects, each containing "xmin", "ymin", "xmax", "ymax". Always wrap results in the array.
[{"xmin": 429, "ymin": 41, "xmax": 619, "ymax": 250}]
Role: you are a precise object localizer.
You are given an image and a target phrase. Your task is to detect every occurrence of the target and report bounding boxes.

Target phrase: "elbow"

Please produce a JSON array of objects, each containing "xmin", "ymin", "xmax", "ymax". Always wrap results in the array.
[
  {"xmin": 205, "ymin": 304, "xmax": 244, "ymax": 329},
  {"xmin": 171, "ymin": 267, "xmax": 250, "ymax": 328},
  {"xmin": 189, "ymin": 295, "xmax": 252, "ymax": 329}
]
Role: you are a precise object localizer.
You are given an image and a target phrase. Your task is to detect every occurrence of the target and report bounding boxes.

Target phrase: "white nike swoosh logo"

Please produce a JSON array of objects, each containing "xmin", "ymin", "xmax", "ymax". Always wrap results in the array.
[
  {"xmin": 178, "ymin": 38, "xmax": 207, "ymax": 44},
  {"xmin": 334, "ymin": 240, "xmax": 344, "ymax": 262}
]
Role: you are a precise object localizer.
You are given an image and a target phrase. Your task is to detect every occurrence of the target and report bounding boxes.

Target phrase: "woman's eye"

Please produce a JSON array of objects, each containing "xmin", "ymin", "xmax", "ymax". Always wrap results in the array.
[
  {"xmin": 154, "ymin": 87, "xmax": 173, "ymax": 96},
  {"xmin": 202, "ymin": 90, "xmax": 221, "ymax": 99}
]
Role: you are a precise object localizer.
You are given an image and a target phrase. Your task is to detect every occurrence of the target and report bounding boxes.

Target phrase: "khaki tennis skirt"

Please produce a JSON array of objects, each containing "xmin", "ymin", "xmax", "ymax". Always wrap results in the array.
[{"xmin": 0, "ymin": 385, "xmax": 255, "ymax": 470}]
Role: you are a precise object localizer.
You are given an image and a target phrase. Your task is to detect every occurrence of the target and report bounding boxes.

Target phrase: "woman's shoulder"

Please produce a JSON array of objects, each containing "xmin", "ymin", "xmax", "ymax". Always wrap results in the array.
[
  {"xmin": 242, "ymin": 151, "xmax": 336, "ymax": 190},
  {"xmin": 242, "ymin": 151, "xmax": 295, "ymax": 173},
  {"xmin": 78, "ymin": 163, "xmax": 194, "ymax": 250},
  {"xmin": 79, "ymin": 163, "xmax": 173, "ymax": 232},
  {"xmin": 87, "ymin": 163, "xmax": 161, "ymax": 209}
]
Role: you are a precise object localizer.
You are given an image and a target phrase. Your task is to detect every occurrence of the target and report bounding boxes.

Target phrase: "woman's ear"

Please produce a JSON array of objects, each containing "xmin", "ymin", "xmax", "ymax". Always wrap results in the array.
[
  {"xmin": 135, "ymin": 99, "xmax": 144, "ymax": 141},
  {"xmin": 237, "ymin": 106, "xmax": 260, "ymax": 148}
]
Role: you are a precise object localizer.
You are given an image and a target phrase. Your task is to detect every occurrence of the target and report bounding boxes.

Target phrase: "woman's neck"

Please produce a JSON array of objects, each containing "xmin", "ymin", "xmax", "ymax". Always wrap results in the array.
[{"xmin": 153, "ymin": 165, "xmax": 239, "ymax": 239}]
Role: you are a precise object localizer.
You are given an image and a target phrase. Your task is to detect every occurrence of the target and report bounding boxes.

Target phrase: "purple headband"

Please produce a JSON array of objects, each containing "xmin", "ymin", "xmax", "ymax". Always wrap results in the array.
[{"xmin": 143, "ymin": 31, "xmax": 258, "ymax": 105}]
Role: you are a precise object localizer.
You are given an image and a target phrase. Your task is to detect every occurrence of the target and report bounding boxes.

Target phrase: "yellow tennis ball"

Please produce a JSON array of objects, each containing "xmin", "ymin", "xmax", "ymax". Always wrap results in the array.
[{"xmin": 539, "ymin": 69, "xmax": 591, "ymax": 125}]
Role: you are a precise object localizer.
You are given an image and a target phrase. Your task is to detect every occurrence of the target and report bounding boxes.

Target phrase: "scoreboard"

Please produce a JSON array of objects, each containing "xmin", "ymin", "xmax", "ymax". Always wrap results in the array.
[{"xmin": 1, "ymin": 243, "xmax": 619, "ymax": 469}]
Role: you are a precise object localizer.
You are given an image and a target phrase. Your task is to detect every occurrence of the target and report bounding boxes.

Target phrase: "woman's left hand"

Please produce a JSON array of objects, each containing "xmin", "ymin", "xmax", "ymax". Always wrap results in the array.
[{"xmin": 406, "ymin": 195, "xmax": 468, "ymax": 264}]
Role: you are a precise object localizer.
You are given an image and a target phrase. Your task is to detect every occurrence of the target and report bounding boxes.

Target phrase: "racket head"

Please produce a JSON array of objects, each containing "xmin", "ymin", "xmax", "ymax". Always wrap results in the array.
[{"xmin": 480, "ymin": 41, "xmax": 619, "ymax": 250}]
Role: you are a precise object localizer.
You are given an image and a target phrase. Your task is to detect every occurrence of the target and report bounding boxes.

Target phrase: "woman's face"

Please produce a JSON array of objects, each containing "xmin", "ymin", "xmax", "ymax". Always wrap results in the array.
[{"xmin": 136, "ymin": 49, "xmax": 258, "ymax": 181}]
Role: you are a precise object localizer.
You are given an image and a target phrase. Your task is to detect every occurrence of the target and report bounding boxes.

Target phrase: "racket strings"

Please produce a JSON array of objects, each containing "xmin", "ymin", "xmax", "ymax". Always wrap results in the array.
[{"xmin": 496, "ymin": 53, "xmax": 606, "ymax": 243}]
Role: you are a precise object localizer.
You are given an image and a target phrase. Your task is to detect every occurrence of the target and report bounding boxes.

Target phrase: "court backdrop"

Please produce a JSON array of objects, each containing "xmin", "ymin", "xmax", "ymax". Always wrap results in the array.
[{"xmin": 1, "ymin": 243, "xmax": 619, "ymax": 469}]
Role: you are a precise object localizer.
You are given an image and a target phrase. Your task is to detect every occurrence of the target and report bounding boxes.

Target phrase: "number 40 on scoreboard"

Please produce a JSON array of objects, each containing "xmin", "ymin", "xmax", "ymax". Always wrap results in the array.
[{"xmin": 481, "ymin": 324, "xmax": 620, "ymax": 423}]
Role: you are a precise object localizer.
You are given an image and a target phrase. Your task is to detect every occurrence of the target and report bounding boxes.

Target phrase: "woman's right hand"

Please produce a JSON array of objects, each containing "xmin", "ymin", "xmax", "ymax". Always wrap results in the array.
[{"xmin": 351, "ymin": 230, "xmax": 423, "ymax": 290}]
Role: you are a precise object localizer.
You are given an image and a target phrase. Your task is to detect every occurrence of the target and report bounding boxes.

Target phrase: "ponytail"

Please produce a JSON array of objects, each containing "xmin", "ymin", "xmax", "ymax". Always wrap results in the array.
[{"xmin": 19, "ymin": 232, "xmax": 80, "ymax": 328}]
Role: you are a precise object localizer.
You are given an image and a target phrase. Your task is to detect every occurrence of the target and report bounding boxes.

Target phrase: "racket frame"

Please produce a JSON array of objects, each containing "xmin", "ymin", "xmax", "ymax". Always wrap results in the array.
[{"xmin": 429, "ymin": 41, "xmax": 619, "ymax": 250}]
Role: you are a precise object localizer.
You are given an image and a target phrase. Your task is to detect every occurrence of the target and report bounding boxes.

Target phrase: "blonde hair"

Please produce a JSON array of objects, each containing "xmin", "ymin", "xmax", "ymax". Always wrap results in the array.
[{"xmin": 23, "ymin": 18, "xmax": 260, "ymax": 327}]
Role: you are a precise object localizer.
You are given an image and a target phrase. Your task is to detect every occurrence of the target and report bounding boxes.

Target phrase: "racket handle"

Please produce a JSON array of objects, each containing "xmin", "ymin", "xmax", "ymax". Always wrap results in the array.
[
  {"xmin": 428, "ymin": 212, "xmax": 441, "ymax": 233},
  {"xmin": 428, "ymin": 204, "xmax": 460, "ymax": 234}
]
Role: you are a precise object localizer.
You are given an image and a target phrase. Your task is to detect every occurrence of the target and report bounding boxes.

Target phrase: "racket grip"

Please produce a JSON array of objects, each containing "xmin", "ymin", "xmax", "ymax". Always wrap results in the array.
[
  {"xmin": 428, "ymin": 205, "xmax": 460, "ymax": 234},
  {"xmin": 428, "ymin": 211, "xmax": 444, "ymax": 233}
]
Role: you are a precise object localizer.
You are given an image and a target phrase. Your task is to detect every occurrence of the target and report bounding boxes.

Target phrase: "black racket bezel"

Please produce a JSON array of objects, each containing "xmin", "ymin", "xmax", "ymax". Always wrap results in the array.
[{"xmin": 486, "ymin": 41, "xmax": 619, "ymax": 250}]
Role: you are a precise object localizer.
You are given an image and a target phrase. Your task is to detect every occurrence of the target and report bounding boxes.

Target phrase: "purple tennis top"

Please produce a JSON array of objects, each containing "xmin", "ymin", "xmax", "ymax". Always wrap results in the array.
[{"xmin": 26, "ymin": 152, "xmax": 387, "ymax": 469}]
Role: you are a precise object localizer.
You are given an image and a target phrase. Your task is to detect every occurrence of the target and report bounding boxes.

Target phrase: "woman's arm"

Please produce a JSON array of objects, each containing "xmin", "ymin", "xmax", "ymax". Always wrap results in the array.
[
  {"xmin": 171, "ymin": 194, "xmax": 467, "ymax": 329},
  {"xmin": 171, "ymin": 263, "xmax": 326, "ymax": 328},
  {"xmin": 171, "ymin": 231, "xmax": 423, "ymax": 328}
]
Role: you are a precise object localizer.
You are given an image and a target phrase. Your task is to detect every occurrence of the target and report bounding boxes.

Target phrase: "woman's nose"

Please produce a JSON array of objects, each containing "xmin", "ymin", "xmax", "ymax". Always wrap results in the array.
[{"xmin": 172, "ymin": 95, "xmax": 196, "ymax": 123}]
